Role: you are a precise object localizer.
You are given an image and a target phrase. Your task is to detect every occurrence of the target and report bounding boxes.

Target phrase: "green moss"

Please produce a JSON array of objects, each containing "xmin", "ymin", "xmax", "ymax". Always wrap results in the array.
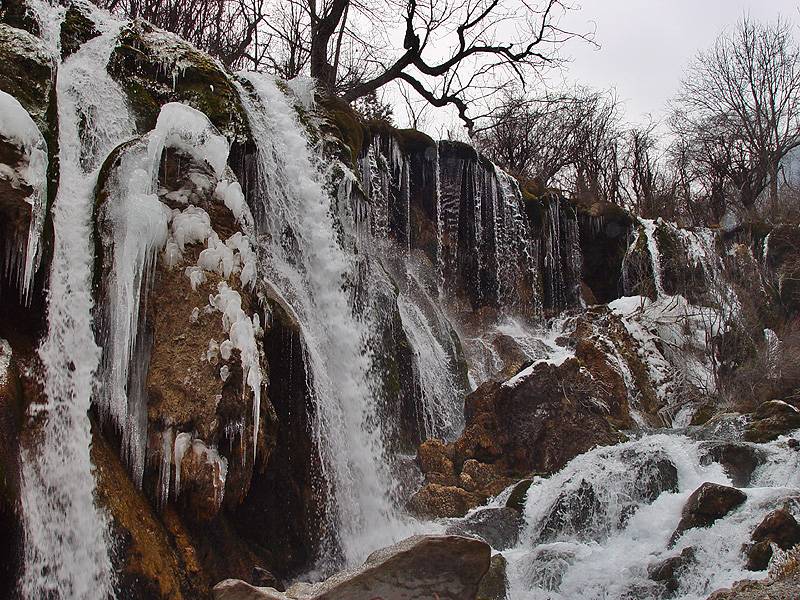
[
  {"xmin": 317, "ymin": 94, "xmax": 364, "ymax": 165},
  {"xmin": 108, "ymin": 21, "xmax": 252, "ymax": 143}
]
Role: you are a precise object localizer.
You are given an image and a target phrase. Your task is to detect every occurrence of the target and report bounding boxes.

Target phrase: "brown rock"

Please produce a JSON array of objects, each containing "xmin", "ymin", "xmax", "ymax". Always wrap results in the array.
[
  {"xmin": 306, "ymin": 534, "xmax": 491, "ymax": 600},
  {"xmin": 745, "ymin": 508, "xmax": 800, "ymax": 571},
  {"xmin": 417, "ymin": 438, "xmax": 455, "ymax": 480},
  {"xmin": 671, "ymin": 483, "xmax": 747, "ymax": 545},
  {"xmin": 648, "ymin": 547, "xmax": 695, "ymax": 594},
  {"xmin": 745, "ymin": 401, "xmax": 800, "ymax": 443},
  {"xmin": 477, "ymin": 553, "xmax": 508, "ymax": 600},
  {"xmin": 700, "ymin": 442, "xmax": 764, "ymax": 487},
  {"xmin": 408, "ymin": 483, "xmax": 485, "ymax": 518}
]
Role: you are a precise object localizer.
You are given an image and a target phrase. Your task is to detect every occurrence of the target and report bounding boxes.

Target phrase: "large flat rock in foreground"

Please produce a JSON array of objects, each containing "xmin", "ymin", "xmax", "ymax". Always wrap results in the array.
[{"xmin": 214, "ymin": 534, "xmax": 491, "ymax": 600}]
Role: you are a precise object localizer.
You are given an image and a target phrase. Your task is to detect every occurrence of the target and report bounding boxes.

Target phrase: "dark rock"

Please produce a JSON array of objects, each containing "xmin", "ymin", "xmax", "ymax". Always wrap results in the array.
[
  {"xmin": 744, "ymin": 508, "xmax": 800, "ymax": 571},
  {"xmin": 446, "ymin": 507, "xmax": 522, "ymax": 550},
  {"xmin": 408, "ymin": 483, "xmax": 485, "ymax": 518},
  {"xmin": 251, "ymin": 567, "xmax": 284, "ymax": 592},
  {"xmin": 670, "ymin": 483, "xmax": 747, "ymax": 545},
  {"xmin": 788, "ymin": 438, "xmax": 799, "ymax": 449},
  {"xmin": 700, "ymin": 442, "xmax": 764, "ymax": 487},
  {"xmin": 648, "ymin": 547, "xmax": 696, "ymax": 594},
  {"xmin": 506, "ymin": 479, "xmax": 534, "ymax": 512},
  {"xmin": 745, "ymin": 400, "xmax": 800, "ymax": 443},
  {"xmin": 60, "ymin": 4, "xmax": 99, "ymax": 59},
  {"xmin": 539, "ymin": 480, "xmax": 600, "ymax": 541},
  {"xmin": 634, "ymin": 454, "xmax": 679, "ymax": 503},
  {"xmin": 477, "ymin": 553, "xmax": 508, "ymax": 600}
]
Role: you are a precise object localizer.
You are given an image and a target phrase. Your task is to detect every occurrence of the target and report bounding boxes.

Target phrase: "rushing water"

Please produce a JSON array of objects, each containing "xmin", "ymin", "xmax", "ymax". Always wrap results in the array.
[
  {"xmin": 20, "ymin": 2, "xmax": 134, "ymax": 596},
  {"xmin": 501, "ymin": 430, "xmax": 800, "ymax": 600}
]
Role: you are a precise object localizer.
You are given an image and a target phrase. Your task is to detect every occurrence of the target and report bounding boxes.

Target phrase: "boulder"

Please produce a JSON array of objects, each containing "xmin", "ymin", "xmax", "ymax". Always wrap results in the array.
[
  {"xmin": 648, "ymin": 546, "xmax": 696, "ymax": 595},
  {"xmin": 670, "ymin": 483, "xmax": 747, "ymax": 545},
  {"xmin": 745, "ymin": 400, "xmax": 800, "ymax": 443},
  {"xmin": 744, "ymin": 508, "xmax": 800, "ymax": 571},
  {"xmin": 632, "ymin": 453, "xmax": 679, "ymax": 503},
  {"xmin": 455, "ymin": 359, "xmax": 623, "ymax": 478},
  {"xmin": 408, "ymin": 483, "xmax": 484, "ymax": 518},
  {"xmin": 446, "ymin": 507, "xmax": 522, "ymax": 550},
  {"xmin": 279, "ymin": 535, "xmax": 491, "ymax": 600},
  {"xmin": 477, "ymin": 553, "xmax": 508, "ymax": 600},
  {"xmin": 700, "ymin": 442, "xmax": 764, "ymax": 487},
  {"xmin": 505, "ymin": 479, "xmax": 534, "ymax": 512},
  {"xmin": 538, "ymin": 479, "xmax": 600, "ymax": 541},
  {"xmin": 213, "ymin": 579, "xmax": 289, "ymax": 600}
]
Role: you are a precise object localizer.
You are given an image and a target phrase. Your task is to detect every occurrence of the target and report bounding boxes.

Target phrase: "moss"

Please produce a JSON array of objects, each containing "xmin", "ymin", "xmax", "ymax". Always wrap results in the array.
[
  {"xmin": 108, "ymin": 21, "xmax": 252, "ymax": 143},
  {"xmin": 690, "ymin": 403, "xmax": 717, "ymax": 426},
  {"xmin": 317, "ymin": 93, "xmax": 364, "ymax": 165},
  {"xmin": 60, "ymin": 4, "xmax": 98, "ymax": 59},
  {"xmin": 574, "ymin": 199, "xmax": 634, "ymax": 227}
]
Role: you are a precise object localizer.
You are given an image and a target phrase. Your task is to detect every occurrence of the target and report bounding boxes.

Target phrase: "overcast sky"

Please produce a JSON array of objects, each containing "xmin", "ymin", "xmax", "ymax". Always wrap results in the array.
[{"xmin": 559, "ymin": 0, "xmax": 799, "ymax": 125}]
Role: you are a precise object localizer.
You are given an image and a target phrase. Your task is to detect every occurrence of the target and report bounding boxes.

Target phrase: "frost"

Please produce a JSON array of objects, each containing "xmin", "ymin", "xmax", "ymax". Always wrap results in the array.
[
  {"xmin": 220, "ymin": 365, "xmax": 230, "ymax": 381},
  {"xmin": 0, "ymin": 338, "xmax": 11, "ymax": 387},
  {"xmin": 189, "ymin": 307, "xmax": 200, "ymax": 323},
  {"xmin": 0, "ymin": 91, "xmax": 48, "ymax": 304}
]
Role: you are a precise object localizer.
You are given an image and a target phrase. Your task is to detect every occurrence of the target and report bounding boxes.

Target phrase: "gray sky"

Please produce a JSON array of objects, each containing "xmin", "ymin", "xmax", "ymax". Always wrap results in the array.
[{"xmin": 559, "ymin": 0, "xmax": 799, "ymax": 124}]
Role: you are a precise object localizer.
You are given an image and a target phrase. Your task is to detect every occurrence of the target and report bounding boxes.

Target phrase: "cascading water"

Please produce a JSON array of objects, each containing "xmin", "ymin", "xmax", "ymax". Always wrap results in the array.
[
  {"xmin": 502, "ymin": 431, "xmax": 800, "ymax": 600},
  {"xmin": 234, "ymin": 73, "xmax": 418, "ymax": 568},
  {"xmin": 19, "ymin": 2, "xmax": 134, "ymax": 596}
]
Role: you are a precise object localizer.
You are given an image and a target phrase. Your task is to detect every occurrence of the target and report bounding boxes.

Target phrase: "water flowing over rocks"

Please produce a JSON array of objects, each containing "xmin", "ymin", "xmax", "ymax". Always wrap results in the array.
[{"xmin": 1, "ymin": 2, "xmax": 800, "ymax": 599}]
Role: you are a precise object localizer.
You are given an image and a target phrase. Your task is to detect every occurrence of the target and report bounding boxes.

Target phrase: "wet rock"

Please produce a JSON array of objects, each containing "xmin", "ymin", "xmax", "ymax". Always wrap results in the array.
[
  {"xmin": 525, "ymin": 546, "xmax": 577, "ymax": 592},
  {"xmin": 633, "ymin": 453, "xmax": 679, "ymax": 503},
  {"xmin": 409, "ymin": 483, "xmax": 485, "ymax": 518},
  {"xmin": 460, "ymin": 459, "xmax": 509, "ymax": 495},
  {"xmin": 744, "ymin": 508, "xmax": 800, "ymax": 571},
  {"xmin": 446, "ymin": 507, "xmax": 522, "ymax": 550},
  {"xmin": 477, "ymin": 553, "xmax": 508, "ymax": 600},
  {"xmin": 700, "ymin": 442, "xmax": 764, "ymax": 487},
  {"xmin": 60, "ymin": 3, "xmax": 99, "ymax": 59},
  {"xmin": 505, "ymin": 479, "xmax": 534, "ymax": 512},
  {"xmin": 745, "ymin": 400, "xmax": 800, "ymax": 443},
  {"xmin": 648, "ymin": 546, "xmax": 696, "ymax": 595},
  {"xmin": 670, "ymin": 483, "xmax": 747, "ymax": 545},
  {"xmin": 539, "ymin": 480, "xmax": 600, "ymax": 541}
]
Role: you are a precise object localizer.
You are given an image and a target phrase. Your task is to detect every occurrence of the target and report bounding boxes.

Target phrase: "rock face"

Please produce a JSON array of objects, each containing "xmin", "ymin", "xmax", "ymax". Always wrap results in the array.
[
  {"xmin": 214, "ymin": 535, "xmax": 492, "ymax": 600},
  {"xmin": 744, "ymin": 508, "xmax": 800, "ymax": 571},
  {"xmin": 445, "ymin": 507, "xmax": 522, "ymax": 550},
  {"xmin": 745, "ymin": 400, "xmax": 800, "ymax": 443},
  {"xmin": 671, "ymin": 483, "xmax": 747, "ymax": 545},
  {"xmin": 699, "ymin": 442, "xmax": 764, "ymax": 487}
]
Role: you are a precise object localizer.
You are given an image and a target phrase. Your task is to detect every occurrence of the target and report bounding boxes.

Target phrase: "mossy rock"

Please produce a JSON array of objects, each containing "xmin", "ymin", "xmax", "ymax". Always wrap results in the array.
[
  {"xmin": 317, "ymin": 93, "xmax": 364, "ymax": 166},
  {"xmin": 60, "ymin": 3, "xmax": 99, "ymax": 59},
  {"xmin": 0, "ymin": 0, "xmax": 40, "ymax": 36},
  {"xmin": 366, "ymin": 120, "xmax": 436, "ymax": 156},
  {"xmin": 0, "ymin": 24, "xmax": 55, "ymax": 136},
  {"xmin": 107, "ymin": 20, "xmax": 251, "ymax": 143},
  {"xmin": 575, "ymin": 199, "xmax": 635, "ymax": 227},
  {"xmin": 622, "ymin": 225, "xmax": 657, "ymax": 299}
]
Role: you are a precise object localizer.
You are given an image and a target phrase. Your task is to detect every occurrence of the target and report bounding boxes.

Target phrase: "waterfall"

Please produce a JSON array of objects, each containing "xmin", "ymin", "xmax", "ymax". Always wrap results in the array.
[
  {"xmin": 235, "ymin": 73, "xmax": 418, "ymax": 569},
  {"xmin": 19, "ymin": 2, "xmax": 134, "ymax": 596},
  {"xmin": 503, "ymin": 431, "xmax": 800, "ymax": 600}
]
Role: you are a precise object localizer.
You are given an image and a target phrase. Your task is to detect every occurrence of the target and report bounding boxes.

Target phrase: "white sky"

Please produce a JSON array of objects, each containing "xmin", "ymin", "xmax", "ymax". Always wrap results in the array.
[
  {"xmin": 396, "ymin": 0, "xmax": 799, "ymax": 134},
  {"xmin": 556, "ymin": 0, "xmax": 799, "ymax": 124}
]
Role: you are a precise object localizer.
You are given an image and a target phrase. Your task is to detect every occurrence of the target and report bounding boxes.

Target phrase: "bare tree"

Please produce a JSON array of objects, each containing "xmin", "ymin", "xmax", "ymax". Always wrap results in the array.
[
  {"xmin": 304, "ymin": 0, "xmax": 587, "ymax": 133},
  {"xmin": 672, "ymin": 16, "xmax": 800, "ymax": 212}
]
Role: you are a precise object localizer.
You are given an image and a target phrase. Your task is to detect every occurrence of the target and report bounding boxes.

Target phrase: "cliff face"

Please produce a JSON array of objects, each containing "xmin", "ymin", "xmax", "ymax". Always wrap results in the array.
[{"xmin": 1, "ymin": 2, "xmax": 800, "ymax": 599}]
